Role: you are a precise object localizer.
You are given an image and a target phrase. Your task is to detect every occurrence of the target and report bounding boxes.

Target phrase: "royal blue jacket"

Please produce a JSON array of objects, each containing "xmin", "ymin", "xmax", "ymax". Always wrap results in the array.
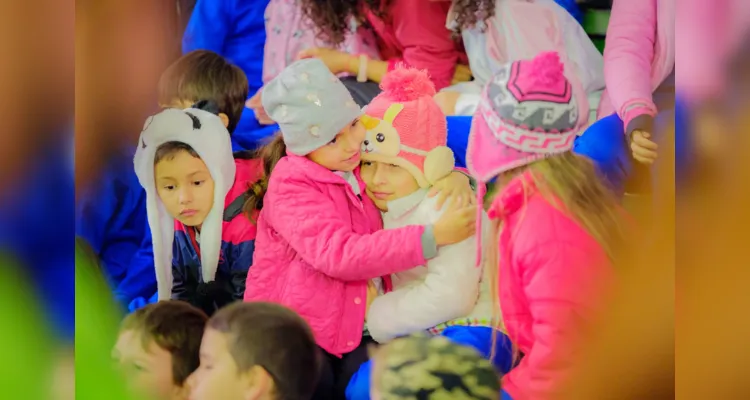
[
  {"xmin": 76, "ymin": 149, "xmax": 157, "ymax": 310},
  {"xmin": 183, "ymin": 0, "xmax": 278, "ymax": 151},
  {"xmin": 1, "ymin": 141, "xmax": 75, "ymax": 343}
]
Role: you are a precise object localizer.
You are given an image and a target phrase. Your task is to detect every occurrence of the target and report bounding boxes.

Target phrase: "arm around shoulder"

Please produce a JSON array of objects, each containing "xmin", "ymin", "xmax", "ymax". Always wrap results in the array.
[{"xmin": 367, "ymin": 203, "xmax": 481, "ymax": 343}]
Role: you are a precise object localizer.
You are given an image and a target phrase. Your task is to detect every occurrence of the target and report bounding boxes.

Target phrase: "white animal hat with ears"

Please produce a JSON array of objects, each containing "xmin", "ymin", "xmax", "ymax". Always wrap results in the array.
[{"xmin": 133, "ymin": 107, "xmax": 236, "ymax": 300}]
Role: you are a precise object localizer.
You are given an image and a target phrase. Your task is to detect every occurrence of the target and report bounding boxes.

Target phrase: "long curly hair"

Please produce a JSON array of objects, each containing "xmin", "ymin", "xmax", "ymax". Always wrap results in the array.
[
  {"xmin": 299, "ymin": 0, "xmax": 389, "ymax": 45},
  {"xmin": 450, "ymin": 0, "xmax": 496, "ymax": 32}
]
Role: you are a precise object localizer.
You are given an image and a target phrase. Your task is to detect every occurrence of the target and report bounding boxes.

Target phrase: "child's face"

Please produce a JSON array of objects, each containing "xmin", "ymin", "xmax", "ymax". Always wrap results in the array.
[
  {"xmin": 307, "ymin": 118, "xmax": 366, "ymax": 172},
  {"xmin": 113, "ymin": 330, "xmax": 185, "ymax": 400},
  {"xmin": 188, "ymin": 328, "xmax": 272, "ymax": 400},
  {"xmin": 155, "ymin": 150, "xmax": 215, "ymax": 228},
  {"xmin": 360, "ymin": 160, "xmax": 421, "ymax": 211}
]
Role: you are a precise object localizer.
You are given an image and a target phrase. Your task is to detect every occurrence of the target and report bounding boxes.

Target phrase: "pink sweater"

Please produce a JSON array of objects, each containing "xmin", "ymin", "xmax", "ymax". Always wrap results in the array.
[
  {"xmin": 597, "ymin": 0, "xmax": 675, "ymax": 128},
  {"xmin": 244, "ymin": 155, "xmax": 428, "ymax": 357},
  {"xmin": 365, "ymin": 0, "xmax": 466, "ymax": 90},
  {"xmin": 490, "ymin": 174, "xmax": 614, "ymax": 400}
]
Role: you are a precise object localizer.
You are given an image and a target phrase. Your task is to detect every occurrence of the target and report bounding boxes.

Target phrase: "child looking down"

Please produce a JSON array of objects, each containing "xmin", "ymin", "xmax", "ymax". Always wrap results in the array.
[{"xmin": 346, "ymin": 67, "xmax": 512, "ymax": 400}]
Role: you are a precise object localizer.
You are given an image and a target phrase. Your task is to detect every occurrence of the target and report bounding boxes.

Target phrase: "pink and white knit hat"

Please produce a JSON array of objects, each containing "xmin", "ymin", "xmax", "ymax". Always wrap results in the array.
[
  {"xmin": 466, "ymin": 51, "xmax": 588, "ymax": 183},
  {"xmin": 361, "ymin": 67, "xmax": 454, "ymax": 187},
  {"xmin": 466, "ymin": 51, "xmax": 588, "ymax": 266}
]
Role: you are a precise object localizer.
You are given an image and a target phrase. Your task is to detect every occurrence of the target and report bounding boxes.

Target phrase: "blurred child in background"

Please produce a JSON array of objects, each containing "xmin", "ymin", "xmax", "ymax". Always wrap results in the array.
[
  {"xmin": 597, "ymin": 0, "xmax": 675, "ymax": 194},
  {"xmin": 369, "ymin": 335, "xmax": 501, "ymax": 400},
  {"xmin": 435, "ymin": 0, "xmax": 604, "ymax": 117},
  {"xmin": 188, "ymin": 302, "xmax": 321, "ymax": 400},
  {"xmin": 77, "ymin": 50, "xmax": 252, "ymax": 312},
  {"xmin": 134, "ymin": 106, "xmax": 261, "ymax": 316},
  {"xmin": 347, "ymin": 67, "xmax": 512, "ymax": 399},
  {"xmin": 295, "ymin": 0, "xmax": 470, "ymax": 92},
  {"xmin": 183, "ymin": 0, "xmax": 278, "ymax": 149},
  {"xmin": 247, "ymin": 0, "xmax": 381, "ymax": 124},
  {"xmin": 113, "ymin": 301, "xmax": 208, "ymax": 400},
  {"xmin": 243, "ymin": 59, "xmax": 476, "ymax": 399},
  {"xmin": 466, "ymin": 52, "xmax": 628, "ymax": 400}
]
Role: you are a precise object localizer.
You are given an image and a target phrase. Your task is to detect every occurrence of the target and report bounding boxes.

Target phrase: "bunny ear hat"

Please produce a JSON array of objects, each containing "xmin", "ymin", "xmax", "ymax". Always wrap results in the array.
[{"xmin": 134, "ymin": 107, "xmax": 236, "ymax": 300}]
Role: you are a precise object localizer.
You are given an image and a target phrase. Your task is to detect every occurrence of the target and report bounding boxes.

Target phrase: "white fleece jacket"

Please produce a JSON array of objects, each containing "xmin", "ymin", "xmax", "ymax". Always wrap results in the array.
[{"xmin": 366, "ymin": 189, "xmax": 495, "ymax": 343}]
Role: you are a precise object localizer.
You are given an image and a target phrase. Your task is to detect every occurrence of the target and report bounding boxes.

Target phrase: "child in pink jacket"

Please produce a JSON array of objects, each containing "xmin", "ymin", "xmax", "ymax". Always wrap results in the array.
[
  {"xmin": 243, "ymin": 58, "xmax": 476, "ymax": 400},
  {"xmin": 598, "ymin": 0, "xmax": 675, "ymax": 167},
  {"xmin": 466, "ymin": 52, "xmax": 627, "ymax": 400}
]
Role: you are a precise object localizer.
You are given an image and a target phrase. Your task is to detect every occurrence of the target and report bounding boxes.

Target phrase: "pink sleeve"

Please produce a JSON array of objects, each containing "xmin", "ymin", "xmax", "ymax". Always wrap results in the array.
[
  {"xmin": 269, "ymin": 177, "xmax": 428, "ymax": 281},
  {"xmin": 504, "ymin": 241, "xmax": 611, "ymax": 397},
  {"xmin": 389, "ymin": 0, "xmax": 460, "ymax": 90},
  {"xmin": 604, "ymin": 0, "xmax": 659, "ymax": 127}
]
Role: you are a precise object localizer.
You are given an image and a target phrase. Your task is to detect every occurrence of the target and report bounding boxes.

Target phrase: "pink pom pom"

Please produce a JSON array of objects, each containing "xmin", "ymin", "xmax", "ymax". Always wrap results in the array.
[
  {"xmin": 530, "ymin": 51, "xmax": 564, "ymax": 86},
  {"xmin": 380, "ymin": 67, "xmax": 436, "ymax": 102}
]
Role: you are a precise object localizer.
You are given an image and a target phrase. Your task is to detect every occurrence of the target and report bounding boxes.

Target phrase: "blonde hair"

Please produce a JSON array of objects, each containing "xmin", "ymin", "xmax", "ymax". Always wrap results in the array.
[{"xmin": 487, "ymin": 151, "xmax": 628, "ymax": 362}]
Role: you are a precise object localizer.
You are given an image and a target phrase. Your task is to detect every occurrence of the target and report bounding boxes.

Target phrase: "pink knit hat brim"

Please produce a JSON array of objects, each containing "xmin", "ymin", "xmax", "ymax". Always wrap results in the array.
[{"xmin": 466, "ymin": 107, "xmax": 577, "ymax": 182}]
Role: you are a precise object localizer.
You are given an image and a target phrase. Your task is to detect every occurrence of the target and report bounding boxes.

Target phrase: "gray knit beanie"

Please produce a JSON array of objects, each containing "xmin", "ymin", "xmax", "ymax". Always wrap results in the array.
[{"xmin": 262, "ymin": 58, "xmax": 362, "ymax": 156}]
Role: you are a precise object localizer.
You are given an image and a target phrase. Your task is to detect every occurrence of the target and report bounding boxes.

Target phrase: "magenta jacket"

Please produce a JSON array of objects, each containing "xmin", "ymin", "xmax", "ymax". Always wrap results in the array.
[
  {"xmin": 365, "ymin": 0, "xmax": 466, "ymax": 91},
  {"xmin": 597, "ymin": 0, "xmax": 675, "ymax": 128},
  {"xmin": 243, "ymin": 154, "xmax": 428, "ymax": 357},
  {"xmin": 490, "ymin": 174, "xmax": 614, "ymax": 400}
]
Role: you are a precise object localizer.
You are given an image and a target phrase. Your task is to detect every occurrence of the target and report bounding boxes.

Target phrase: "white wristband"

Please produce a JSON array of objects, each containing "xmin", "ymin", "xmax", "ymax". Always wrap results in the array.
[{"xmin": 357, "ymin": 55, "xmax": 368, "ymax": 83}]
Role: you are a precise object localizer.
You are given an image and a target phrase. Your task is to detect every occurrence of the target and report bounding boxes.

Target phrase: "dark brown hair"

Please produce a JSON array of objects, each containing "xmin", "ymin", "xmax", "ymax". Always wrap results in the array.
[
  {"xmin": 450, "ymin": 0, "xmax": 496, "ymax": 32},
  {"xmin": 120, "ymin": 300, "xmax": 208, "ymax": 385},
  {"xmin": 154, "ymin": 141, "xmax": 199, "ymax": 164},
  {"xmin": 299, "ymin": 0, "xmax": 389, "ymax": 45},
  {"xmin": 208, "ymin": 302, "xmax": 320, "ymax": 400},
  {"xmin": 243, "ymin": 134, "xmax": 287, "ymax": 220},
  {"xmin": 158, "ymin": 50, "xmax": 248, "ymax": 133}
]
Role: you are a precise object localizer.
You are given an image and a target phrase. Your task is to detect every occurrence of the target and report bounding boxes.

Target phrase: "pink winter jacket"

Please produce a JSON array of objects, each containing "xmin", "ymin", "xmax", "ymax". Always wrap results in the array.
[
  {"xmin": 243, "ymin": 154, "xmax": 428, "ymax": 357},
  {"xmin": 490, "ymin": 174, "xmax": 614, "ymax": 400},
  {"xmin": 597, "ymin": 0, "xmax": 675, "ymax": 128}
]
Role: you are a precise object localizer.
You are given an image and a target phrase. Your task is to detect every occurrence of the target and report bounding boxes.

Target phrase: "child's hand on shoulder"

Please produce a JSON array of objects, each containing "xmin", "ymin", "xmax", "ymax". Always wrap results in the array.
[
  {"xmin": 365, "ymin": 281, "xmax": 379, "ymax": 317},
  {"xmin": 428, "ymin": 171, "xmax": 475, "ymax": 210},
  {"xmin": 433, "ymin": 198, "xmax": 477, "ymax": 246},
  {"xmin": 297, "ymin": 47, "xmax": 353, "ymax": 75}
]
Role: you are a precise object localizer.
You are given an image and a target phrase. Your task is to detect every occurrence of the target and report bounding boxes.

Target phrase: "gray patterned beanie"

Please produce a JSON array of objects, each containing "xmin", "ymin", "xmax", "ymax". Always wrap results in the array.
[{"xmin": 262, "ymin": 58, "xmax": 362, "ymax": 156}]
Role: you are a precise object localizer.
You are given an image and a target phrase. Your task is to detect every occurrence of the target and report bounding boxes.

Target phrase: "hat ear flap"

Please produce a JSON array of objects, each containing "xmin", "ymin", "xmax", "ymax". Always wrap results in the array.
[{"xmin": 423, "ymin": 146, "xmax": 455, "ymax": 185}]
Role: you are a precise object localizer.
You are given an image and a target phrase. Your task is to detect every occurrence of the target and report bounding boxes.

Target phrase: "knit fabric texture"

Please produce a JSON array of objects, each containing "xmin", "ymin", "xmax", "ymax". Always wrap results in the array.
[
  {"xmin": 361, "ymin": 67, "xmax": 454, "ymax": 188},
  {"xmin": 262, "ymin": 58, "xmax": 362, "ymax": 156}
]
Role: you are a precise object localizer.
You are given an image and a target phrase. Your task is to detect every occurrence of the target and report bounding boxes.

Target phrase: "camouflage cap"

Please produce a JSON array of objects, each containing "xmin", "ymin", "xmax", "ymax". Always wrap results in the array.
[{"xmin": 373, "ymin": 335, "xmax": 501, "ymax": 400}]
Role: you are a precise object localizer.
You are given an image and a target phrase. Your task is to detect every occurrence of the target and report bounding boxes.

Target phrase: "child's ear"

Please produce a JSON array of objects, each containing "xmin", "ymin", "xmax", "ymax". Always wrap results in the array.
[
  {"xmin": 242, "ymin": 365, "xmax": 274, "ymax": 400},
  {"xmin": 218, "ymin": 113, "xmax": 230, "ymax": 128}
]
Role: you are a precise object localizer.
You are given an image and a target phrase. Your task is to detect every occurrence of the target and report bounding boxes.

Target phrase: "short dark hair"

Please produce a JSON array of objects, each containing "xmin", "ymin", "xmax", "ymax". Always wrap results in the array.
[
  {"xmin": 120, "ymin": 301, "xmax": 208, "ymax": 385},
  {"xmin": 208, "ymin": 302, "xmax": 320, "ymax": 400},
  {"xmin": 158, "ymin": 50, "xmax": 248, "ymax": 134},
  {"xmin": 154, "ymin": 141, "xmax": 199, "ymax": 164}
]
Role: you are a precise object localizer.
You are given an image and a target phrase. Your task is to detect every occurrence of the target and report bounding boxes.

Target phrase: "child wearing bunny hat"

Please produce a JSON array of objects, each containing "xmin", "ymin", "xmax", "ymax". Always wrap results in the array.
[
  {"xmin": 242, "ymin": 58, "xmax": 477, "ymax": 400},
  {"xmin": 346, "ymin": 67, "xmax": 514, "ymax": 400},
  {"xmin": 133, "ymin": 105, "xmax": 262, "ymax": 317},
  {"xmin": 466, "ymin": 51, "xmax": 628, "ymax": 400}
]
